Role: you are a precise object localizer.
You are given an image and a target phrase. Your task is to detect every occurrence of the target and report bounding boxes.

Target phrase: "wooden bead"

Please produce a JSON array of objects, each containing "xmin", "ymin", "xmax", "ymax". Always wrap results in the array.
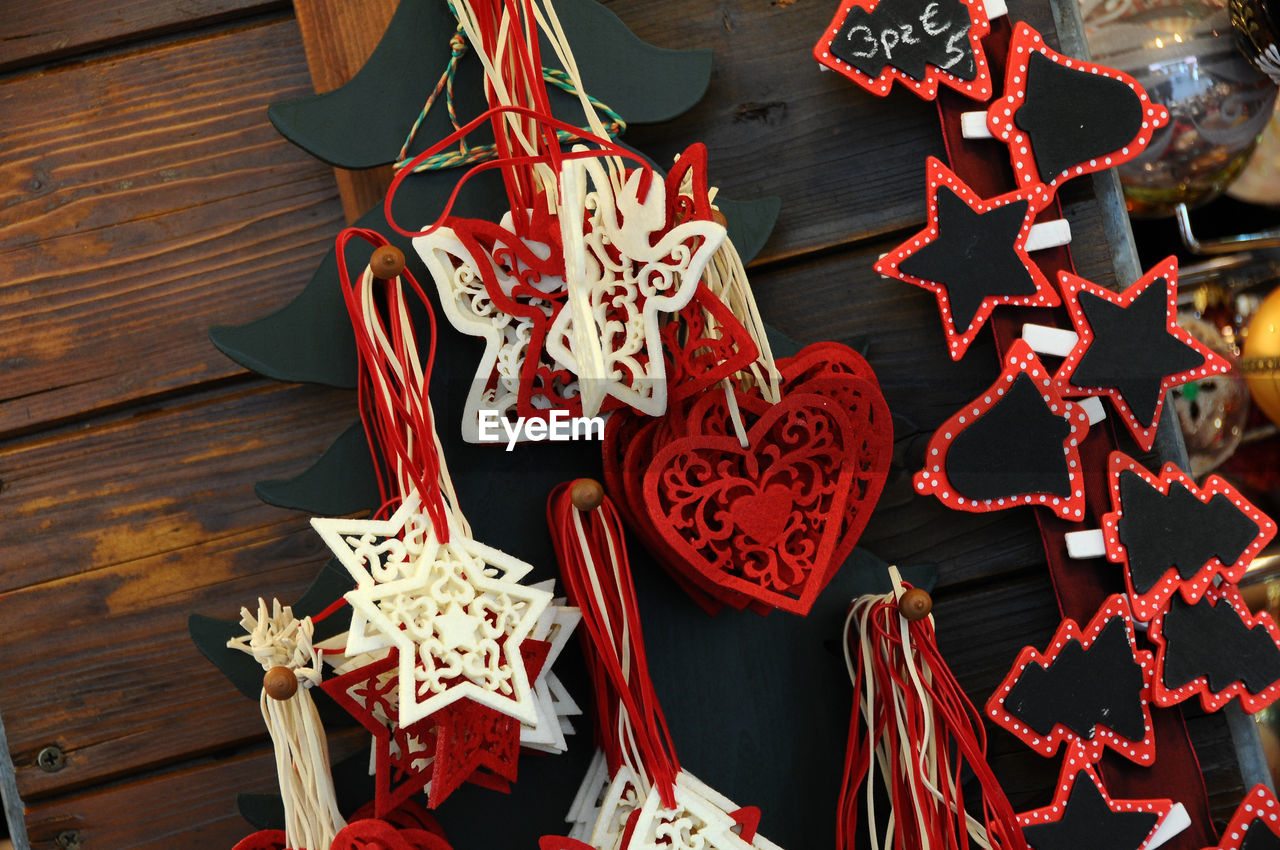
[
  {"xmin": 370, "ymin": 245, "xmax": 405, "ymax": 279},
  {"xmin": 711, "ymin": 209, "xmax": 727, "ymax": 227},
  {"xmin": 570, "ymin": 478, "xmax": 605, "ymax": 512},
  {"xmin": 898, "ymin": 588, "xmax": 932, "ymax": 621},
  {"xmin": 263, "ymin": 666, "xmax": 298, "ymax": 701}
]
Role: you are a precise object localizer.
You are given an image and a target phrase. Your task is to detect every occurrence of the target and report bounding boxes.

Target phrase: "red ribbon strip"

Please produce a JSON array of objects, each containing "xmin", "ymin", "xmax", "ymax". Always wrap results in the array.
[
  {"xmin": 547, "ymin": 483, "xmax": 682, "ymax": 807},
  {"xmin": 934, "ymin": 17, "xmax": 1217, "ymax": 848},
  {"xmin": 335, "ymin": 227, "xmax": 450, "ymax": 538}
]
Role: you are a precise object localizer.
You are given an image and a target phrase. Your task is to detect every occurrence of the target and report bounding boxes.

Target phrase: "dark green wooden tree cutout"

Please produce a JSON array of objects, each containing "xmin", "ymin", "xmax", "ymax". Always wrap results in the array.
[{"xmin": 269, "ymin": 0, "xmax": 715, "ymax": 169}]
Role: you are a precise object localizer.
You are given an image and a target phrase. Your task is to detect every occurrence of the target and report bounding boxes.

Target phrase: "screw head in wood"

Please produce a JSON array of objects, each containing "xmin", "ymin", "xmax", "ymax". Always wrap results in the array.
[
  {"xmin": 570, "ymin": 478, "xmax": 605, "ymax": 512},
  {"xmin": 370, "ymin": 245, "xmax": 406, "ymax": 279},
  {"xmin": 898, "ymin": 588, "xmax": 932, "ymax": 621},
  {"xmin": 36, "ymin": 744, "xmax": 65, "ymax": 772},
  {"xmin": 263, "ymin": 666, "xmax": 299, "ymax": 701}
]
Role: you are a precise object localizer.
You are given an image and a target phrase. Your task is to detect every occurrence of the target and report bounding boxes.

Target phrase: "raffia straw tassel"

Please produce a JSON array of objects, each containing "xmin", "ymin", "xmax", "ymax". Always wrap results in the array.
[{"xmin": 228, "ymin": 599, "xmax": 346, "ymax": 850}]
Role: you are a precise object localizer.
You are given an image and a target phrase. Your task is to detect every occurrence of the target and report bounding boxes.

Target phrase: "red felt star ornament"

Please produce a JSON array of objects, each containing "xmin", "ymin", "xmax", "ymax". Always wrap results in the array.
[
  {"xmin": 1054, "ymin": 257, "xmax": 1232, "ymax": 452},
  {"xmin": 321, "ymin": 649, "xmax": 438, "ymax": 817},
  {"xmin": 425, "ymin": 638, "xmax": 550, "ymax": 807},
  {"xmin": 876, "ymin": 158, "xmax": 1057, "ymax": 361}
]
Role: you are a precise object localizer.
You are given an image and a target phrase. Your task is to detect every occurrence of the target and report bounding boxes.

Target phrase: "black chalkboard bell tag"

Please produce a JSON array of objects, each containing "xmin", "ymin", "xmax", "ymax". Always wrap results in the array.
[
  {"xmin": 961, "ymin": 22, "xmax": 1170, "ymax": 197},
  {"xmin": 1021, "ymin": 257, "xmax": 1232, "ymax": 452},
  {"xmin": 1148, "ymin": 584, "xmax": 1280, "ymax": 715},
  {"xmin": 813, "ymin": 0, "xmax": 1001, "ymax": 99},
  {"xmin": 876, "ymin": 157, "xmax": 1071, "ymax": 361},
  {"xmin": 1015, "ymin": 747, "xmax": 1189, "ymax": 850},
  {"xmin": 1206, "ymin": 785, "xmax": 1280, "ymax": 850},
  {"xmin": 913, "ymin": 339, "xmax": 1100, "ymax": 520},
  {"xmin": 1063, "ymin": 451, "xmax": 1276, "ymax": 623}
]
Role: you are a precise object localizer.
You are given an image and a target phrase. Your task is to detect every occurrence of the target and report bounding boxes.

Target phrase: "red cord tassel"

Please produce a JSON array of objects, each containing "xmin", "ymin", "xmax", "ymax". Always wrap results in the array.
[
  {"xmin": 334, "ymin": 227, "xmax": 450, "ymax": 536},
  {"xmin": 547, "ymin": 480, "xmax": 681, "ymax": 808},
  {"xmin": 839, "ymin": 583, "xmax": 1028, "ymax": 850}
]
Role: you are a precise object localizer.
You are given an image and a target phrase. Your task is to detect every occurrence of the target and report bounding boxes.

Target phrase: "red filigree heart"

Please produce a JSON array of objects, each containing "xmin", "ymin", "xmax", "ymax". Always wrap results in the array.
[
  {"xmin": 644, "ymin": 391, "xmax": 860, "ymax": 615},
  {"xmin": 733, "ymin": 483, "xmax": 795, "ymax": 544}
]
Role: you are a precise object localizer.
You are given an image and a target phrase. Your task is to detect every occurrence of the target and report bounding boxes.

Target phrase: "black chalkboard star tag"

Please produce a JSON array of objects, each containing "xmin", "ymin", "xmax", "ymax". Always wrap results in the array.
[
  {"xmin": 876, "ymin": 157, "xmax": 1068, "ymax": 361},
  {"xmin": 961, "ymin": 22, "xmax": 1169, "ymax": 196},
  {"xmin": 1148, "ymin": 584, "xmax": 1280, "ymax": 714},
  {"xmin": 1206, "ymin": 785, "xmax": 1280, "ymax": 850},
  {"xmin": 813, "ymin": 0, "xmax": 997, "ymax": 100},
  {"xmin": 1026, "ymin": 256, "xmax": 1232, "ymax": 453},
  {"xmin": 1016, "ymin": 754, "xmax": 1188, "ymax": 850},
  {"xmin": 987, "ymin": 594, "xmax": 1157, "ymax": 765},
  {"xmin": 1063, "ymin": 451, "xmax": 1275, "ymax": 622},
  {"xmin": 913, "ymin": 339, "xmax": 1092, "ymax": 520}
]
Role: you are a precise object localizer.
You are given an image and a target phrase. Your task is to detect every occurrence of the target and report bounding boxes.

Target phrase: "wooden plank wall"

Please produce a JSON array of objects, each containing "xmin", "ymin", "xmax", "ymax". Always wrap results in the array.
[{"xmin": 0, "ymin": 0, "xmax": 1249, "ymax": 848}]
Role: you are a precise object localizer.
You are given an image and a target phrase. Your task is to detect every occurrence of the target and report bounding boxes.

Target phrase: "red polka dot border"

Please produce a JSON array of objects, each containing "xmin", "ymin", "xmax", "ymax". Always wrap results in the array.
[
  {"xmin": 1210, "ymin": 784, "xmax": 1280, "ymax": 850},
  {"xmin": 1053, "ymin": 256, "xmax": 1232, "ymax": 453},
  {"xmin": 1147, "ymin": 583, "xmax": 1280, "ymax": 714},
  {"xmin": 875, "ymin": 157, "xmax": 1058, "ymax": 361},
  {"xmin": 1102, "ymin": 450, "xmax": 1277, "ymax": 623},
  {"xmin": 985, "ymin": 22, "xmax": 1170, "ymax": 198},
  {"xmin": 1016, "ymin": 749, "xmax": 1174, "ymax": 849},
  {"xmin": 913, "ymin": 339, "xmax": 1090, "ymax": 520},
  {"xmin": 986, "ymin": 594, "xmax": 1156, "ymax": 766}
]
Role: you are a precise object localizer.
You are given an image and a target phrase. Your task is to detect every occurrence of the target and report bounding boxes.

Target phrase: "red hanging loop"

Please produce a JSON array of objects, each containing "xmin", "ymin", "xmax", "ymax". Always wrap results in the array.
[
  {"xmin": 384, "ymin": 105, "xmax": 653, "ymax": 240},
  {"xmin": 334, "ymin": 227, "xmax": 451, "ymax": 540},
  {"xmin": 547, "ymin": 480, "xmax": 681, "ymax": 808}
]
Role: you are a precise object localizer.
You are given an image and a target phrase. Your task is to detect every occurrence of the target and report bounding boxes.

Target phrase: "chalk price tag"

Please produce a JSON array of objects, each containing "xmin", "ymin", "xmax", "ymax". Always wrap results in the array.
[
  {"xmin": 814, "ymin": 0, "xmax": 993, "ymax": 100},
  {"xmin": 832, "ymin": 0, "xmax": 975, "ymax": 81}
]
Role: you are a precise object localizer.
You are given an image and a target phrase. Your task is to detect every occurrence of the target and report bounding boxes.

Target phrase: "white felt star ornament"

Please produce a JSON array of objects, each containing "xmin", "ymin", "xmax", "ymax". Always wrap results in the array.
[{"xmin": 312, "ymin": 491, "xmax": 551, "ymax": 727}]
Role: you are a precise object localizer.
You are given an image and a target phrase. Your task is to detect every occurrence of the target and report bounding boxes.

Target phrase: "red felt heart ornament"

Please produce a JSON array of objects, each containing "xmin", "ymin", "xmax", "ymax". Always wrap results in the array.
[
  {"xmin": 607, "ymin": 341, "xmax": 893, "ymax": 616},
  {"xmin": 644, "ymin": 391, "xmax": 862, "ymax": 615}
]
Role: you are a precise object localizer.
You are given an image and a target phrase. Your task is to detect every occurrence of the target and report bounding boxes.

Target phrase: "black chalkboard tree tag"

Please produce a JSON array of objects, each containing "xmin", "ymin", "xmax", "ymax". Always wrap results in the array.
[
  {"xmin": 1016, "ymin": 749, "xmax": 1185, "ymax": 850},
  {"xmin": 1206, "ymin": 785, "xmax": 1280, "ymax": 850},
  {"xmin": 1094, "ymin": 452, "xmax": 1276, "ymax": 622},
  {"xmin": 1147, "ymin": 584, "xmax": 1280, "ymax": 714},
  {"xmin": 1049, "ymin": 257, "xmax": 1232, "ymax": 453},
  {"xmin": 913, "ymin": 339, "xmax": 1091, "ymax": 520},
  {"xmin": 986, "ymin": 594, "xmax": 1156, "ymax": 766},
  {"xmin": 812, "ymin": 0, "xmax": 994, "ymax": 100},
  {"xmin": 962, "ymin": 23, "xmax": 1170, "ymax": 196},
  {"xmin": 875, "ymin": 157, "xmax": 1062, "ymax": 361}
]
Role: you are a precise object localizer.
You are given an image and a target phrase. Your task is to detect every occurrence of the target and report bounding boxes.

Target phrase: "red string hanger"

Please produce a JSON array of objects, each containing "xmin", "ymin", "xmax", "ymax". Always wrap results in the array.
[
  {"xmin": 544, "ymin": 479, "xmax": 783, "ymax": 850},
  {"xmin": 334, "ymin": 228, "xmax": 454, "ymax": 533},
  {"xmin": 298, "ymin": 228, "xmax": 582, "ymax": 818},
  {"xmin": 383, "ymin": 0, "xmax": 777, "ymax": 441},
  {"xmin": 839, "ymin": 571, "xmax": 1027, "ymax": 850}
]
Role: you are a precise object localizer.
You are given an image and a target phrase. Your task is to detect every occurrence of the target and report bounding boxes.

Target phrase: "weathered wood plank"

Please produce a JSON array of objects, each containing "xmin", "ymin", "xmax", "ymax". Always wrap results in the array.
[
  {"xmin": 602, "ymin": 0, "xmax": 1068, "ymax": 263},
  {"xmin": 293, "ymin": 0, "xmax": 400, "ymax": 221},
  {"xmin": 0, "ymin": 382, "xmax": 354, "ymax": 798},
  {"xmin": 24, "ymin": 748, "xmax": 279, "ymax": 850},
  {"xmin": 21, "ymin": 730, "xmax": 363, "ymax": 850},
  {"xmin": 0, "ymin": 0, "xmax": 284, "ymax": 73},
  {"xmin": 0, "ymin": 18, "xmax": 345, "ymax": 438}
]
